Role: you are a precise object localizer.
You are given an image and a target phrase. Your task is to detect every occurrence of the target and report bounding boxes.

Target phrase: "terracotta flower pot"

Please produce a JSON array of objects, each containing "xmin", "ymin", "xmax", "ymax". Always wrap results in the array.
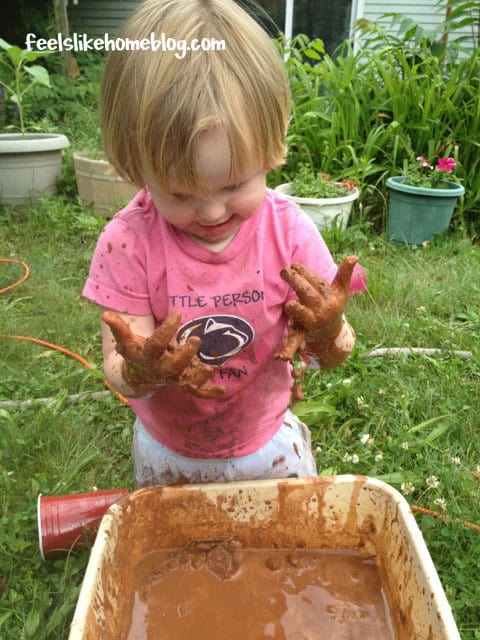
[{"xmin": 73, "ymin": 151, "xmax": 139, "ymax": 216}]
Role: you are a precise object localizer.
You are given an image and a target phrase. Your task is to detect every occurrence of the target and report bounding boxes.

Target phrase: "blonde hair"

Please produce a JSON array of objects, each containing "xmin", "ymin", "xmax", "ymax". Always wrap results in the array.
[{"xmin": 100, "ymin": 0, "xmax": 290, "ymax": 196}]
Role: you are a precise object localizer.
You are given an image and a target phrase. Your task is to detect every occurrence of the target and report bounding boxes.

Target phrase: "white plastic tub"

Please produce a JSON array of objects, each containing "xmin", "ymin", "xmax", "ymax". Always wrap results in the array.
[
  {"xmin": 275, "ymin": 182, "xmax": 359, "ymax": 230},
  {"xmin": 69, "ymin": 475, "xmax": 460, "ymax": 639}
]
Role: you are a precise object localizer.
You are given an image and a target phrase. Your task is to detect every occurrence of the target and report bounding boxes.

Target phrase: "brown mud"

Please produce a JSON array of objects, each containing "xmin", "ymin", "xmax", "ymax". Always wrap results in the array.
[
  {"xmin": 81, "ymin": 479, "xmax": 443, "ymax": 640},
  {"xmin": 125, "ymin": 543, "xmax": 395, "ymax": 640},
  {"xmin": 275, "ymin": 257, "xmax": 358, "ymax": 401},
  {"xmin": 102, "ymin": 310, "xmax": 225, "ymax": 398}
]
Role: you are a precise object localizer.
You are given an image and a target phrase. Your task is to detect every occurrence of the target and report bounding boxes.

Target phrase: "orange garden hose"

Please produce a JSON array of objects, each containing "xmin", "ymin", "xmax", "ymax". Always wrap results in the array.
[
  {"xmin": 0, "ymin": 258, "xmax": 30, "ymax": 294},
  {"xmin": 1, "ymin": 258, "xmax": 478, "ymax": 533},
  {"xmin": 1, "ymin": 258, "xmax": 128, "ymax": 404},
  {"xmin": 410, "ymin": 505, "xmax": 480, "ymax": 533},
  {"xmin": 1, "ymin": 334, "xmax": 128, "ymax": 405}
]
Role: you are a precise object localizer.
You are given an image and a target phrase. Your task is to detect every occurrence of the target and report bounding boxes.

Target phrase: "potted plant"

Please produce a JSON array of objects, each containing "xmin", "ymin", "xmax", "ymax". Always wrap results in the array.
[
  {"xmin": 0, "ymin": 39, "xmax": 70, "ymax": 205},
  {"xmin": 275, "ymin": 164, "xmax": 360, "ymax": 231},
  {"xmin": 73, "ymin": 150, "xmax": 139, "ymax": 217},
  {"xmin": 386, "ymin": 154, "xmax": 465, "ymax": 245}
]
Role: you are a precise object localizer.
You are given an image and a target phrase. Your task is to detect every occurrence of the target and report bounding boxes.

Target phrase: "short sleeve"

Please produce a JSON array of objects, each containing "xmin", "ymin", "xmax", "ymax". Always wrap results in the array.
[{"xmin": 82, "ymin": 217, "xmax": 153, "ymax": 315}]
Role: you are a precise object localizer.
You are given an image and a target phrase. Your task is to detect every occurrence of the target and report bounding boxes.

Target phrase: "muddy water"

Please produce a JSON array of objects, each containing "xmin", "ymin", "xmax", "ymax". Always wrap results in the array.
[{"xmin": 125, "ymin": 542, "xmax": 395, "ymax": 640}]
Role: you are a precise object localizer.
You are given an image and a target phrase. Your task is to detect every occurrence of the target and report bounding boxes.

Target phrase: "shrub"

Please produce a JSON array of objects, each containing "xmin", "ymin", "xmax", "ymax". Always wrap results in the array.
[{"xmin": 278, "ymin": 7, "xmax": 480, "ymax": 234}]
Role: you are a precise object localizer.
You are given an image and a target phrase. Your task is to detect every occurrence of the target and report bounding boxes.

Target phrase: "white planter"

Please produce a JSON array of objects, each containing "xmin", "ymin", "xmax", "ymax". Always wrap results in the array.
[
  {"xmin": 0, "ymin": 133, "xmax": 70, "ymax": 205},
  {"xmin": 73, "ymin": 151, "xmax": 139, "ymax": 216},
  {"xmin": 275, "ymin": 182, "xmax": 359, "ymax": 231}
]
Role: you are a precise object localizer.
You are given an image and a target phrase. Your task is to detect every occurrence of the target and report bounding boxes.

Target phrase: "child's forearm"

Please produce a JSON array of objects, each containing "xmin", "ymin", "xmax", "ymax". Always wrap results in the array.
[
  {"xmin": 303, "ymin": 316, "xmax": 355, "ymax": 370},
  {"xmin": 103, "ymin": 350, "xmax": 140, "ymax": 398}
]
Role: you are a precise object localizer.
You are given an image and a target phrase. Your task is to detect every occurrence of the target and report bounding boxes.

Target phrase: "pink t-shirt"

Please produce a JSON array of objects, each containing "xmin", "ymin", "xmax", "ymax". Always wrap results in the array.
[{"xmin": 83, "ymin": 188, "xmax": 365, "ymax": 458}]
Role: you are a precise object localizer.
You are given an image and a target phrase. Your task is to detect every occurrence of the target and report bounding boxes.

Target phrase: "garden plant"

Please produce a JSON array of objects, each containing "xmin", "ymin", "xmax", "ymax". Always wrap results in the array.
[
  {"xmin": 289, "ymin": 163, "xmax": 357, "ymax": 198},
  {"xmin": 0, "ymin": 38, "xmax": 51, "ymax": 136},
  {"xmin": 273, "ymin": 3, "xmax": 480, "ymax": 234},
  {"xmin": 1, "ymin": 3, "xmax": 479, "ymax": 638},
  {"xmin": 401, "ymin": 155, "xmax": 459, "ymax": 189}
]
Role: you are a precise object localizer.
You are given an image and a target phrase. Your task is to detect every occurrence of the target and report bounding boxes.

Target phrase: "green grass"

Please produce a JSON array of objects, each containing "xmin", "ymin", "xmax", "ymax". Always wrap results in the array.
[
  {"xmin": 0, "ymin": 198, "xmax": 479, "ymax": 638},
  {"xmin": 2, "ymin": 22, "xmax": 479, "ymax": 636}
]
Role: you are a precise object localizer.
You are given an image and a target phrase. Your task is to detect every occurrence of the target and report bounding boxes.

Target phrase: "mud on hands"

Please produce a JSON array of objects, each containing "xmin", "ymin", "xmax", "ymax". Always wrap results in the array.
[
  {"xmin": 102, "ymin": 311, "xmax": 226, "ymax": 399},
  {"xmin": 275, "ymin": 256, "xmax": 358, "ymax": 370}
]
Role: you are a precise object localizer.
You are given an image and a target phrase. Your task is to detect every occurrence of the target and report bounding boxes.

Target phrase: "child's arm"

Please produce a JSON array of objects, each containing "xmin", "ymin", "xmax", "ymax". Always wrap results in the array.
[
  {"xmin": 275, "ymin": 256, "xmax": 358, "ymax": 370},
  {"xmin": 100, "ymin": 308, "xmax": 155, "ymax": 397},
  {"xmin": 100, "ymin": 308, "xmax": 225, "ymax": 398}
]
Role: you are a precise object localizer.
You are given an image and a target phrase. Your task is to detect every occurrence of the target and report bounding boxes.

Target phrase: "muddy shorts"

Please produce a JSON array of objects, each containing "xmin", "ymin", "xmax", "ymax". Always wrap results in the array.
[{"xmin": 132, "ymin": 409, "xmax": 318, "ymax": 488}]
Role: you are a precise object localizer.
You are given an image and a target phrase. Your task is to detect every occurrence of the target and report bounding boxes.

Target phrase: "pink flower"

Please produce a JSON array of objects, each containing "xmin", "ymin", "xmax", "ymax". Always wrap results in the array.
[
  {"xmin": 348, "ymin": 263, "xmax": 368, "ymax": 294},
  {"xmin": 416, "ymin": 155, "xmax": 433, "ymax": 169},
  {"xmin": 437, "ymin": 157, "xmax": 456, "ymax": 173}
]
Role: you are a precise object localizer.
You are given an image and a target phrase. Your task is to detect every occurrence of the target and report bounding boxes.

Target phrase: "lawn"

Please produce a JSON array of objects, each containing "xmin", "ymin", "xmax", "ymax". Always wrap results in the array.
[
  {"xmin": 0, "ymin": 196, "xmax": 479, "ymax": 638},
  {"xmin": 1, "ymin": 13, "xmax": 480, "ymax": 636}
]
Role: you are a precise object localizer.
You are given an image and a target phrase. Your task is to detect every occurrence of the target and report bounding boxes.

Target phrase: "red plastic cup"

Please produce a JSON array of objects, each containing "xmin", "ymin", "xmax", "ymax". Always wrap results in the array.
[{"xmin": 37, "ymin": 489, "xmax": 128, "ymax": 560}]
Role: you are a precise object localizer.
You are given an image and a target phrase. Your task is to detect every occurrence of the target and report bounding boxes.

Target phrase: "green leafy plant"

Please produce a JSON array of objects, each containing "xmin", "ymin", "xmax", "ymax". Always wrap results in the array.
[
  {"xmin": 0, "ymin": 38, "xmax": 51, "ymax": 135},
  {"xmin": 290, "ymin": 164, "xmax": 357, "ymax": 198},
  {"xmin": 402, "ymin": 154, "xmax": 459, "ymax": 188},
  {"xmin": 276, "ymin": 6, "xmax": 480, "ymax": 233}
]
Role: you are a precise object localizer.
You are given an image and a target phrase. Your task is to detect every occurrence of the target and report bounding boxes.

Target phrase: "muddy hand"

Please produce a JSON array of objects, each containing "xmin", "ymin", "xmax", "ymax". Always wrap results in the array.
[
  {"xmin": 102, "ymin": 311, "xmax": 225, "ymax": 398},
  {"xmin": 275, "ymin": 256, "xmax": 358, "ymax": 361}
]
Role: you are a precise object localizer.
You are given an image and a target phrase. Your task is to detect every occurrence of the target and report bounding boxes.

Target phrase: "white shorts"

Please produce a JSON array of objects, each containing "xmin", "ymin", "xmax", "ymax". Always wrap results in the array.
[{"xmin": 132, "ymin": 409, "xmax": 318, "ymax": 487}]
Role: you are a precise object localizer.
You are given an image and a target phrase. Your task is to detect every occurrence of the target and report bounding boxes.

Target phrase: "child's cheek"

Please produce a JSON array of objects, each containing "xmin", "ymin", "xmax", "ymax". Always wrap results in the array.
[
  {"xmin": 229, "ymin": 191, "xmax": 265, "ymax": 219},
  {"xmin": 162, "ymin": 203, "xmax": 195, "ymax": 228}
]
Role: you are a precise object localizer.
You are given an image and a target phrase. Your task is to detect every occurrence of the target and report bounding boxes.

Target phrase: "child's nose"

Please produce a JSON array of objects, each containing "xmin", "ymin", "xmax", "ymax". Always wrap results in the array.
[{"xmin": 196, "ymin": 199, "xmax": 226, "ymax": 224}]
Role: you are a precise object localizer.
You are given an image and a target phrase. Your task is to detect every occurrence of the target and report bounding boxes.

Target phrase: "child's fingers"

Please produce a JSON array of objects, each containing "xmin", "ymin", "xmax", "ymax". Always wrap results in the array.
[
  {"xmin": 280, "ymin": 267, "xmax": 320, "ymax": 308},
  {"xmin": 284, "ymin": 300, "xmax": 317, "ymax": 329},
  {"xmin": 274, "ymin": 326, "xmax": 306, "ymax": 361},
  {"xmin": 331, "ymin": 255, "xmax": 359, "ymax": 294},
  {"xmin": 102, "ymin": 311, "xmax": 146, "ymax": 361},
  {"xmin": 144, "ymin": 313, "xmax": 182, "ymax": 359},
  {"xmin": 102, "ymin": 310, "xmax": 136, "ymax": 345},
  {"xmin": 177, "ymin": 359, "xmax": 226, "ymax": 398},
  {"xmin": 166, "ymin": 337, "xmax": 202, "ymax": 374},
  {"xmin": 290, "ymin": 264, "xmax": 331, "ymax": 296},
  {"xmin": 184, "ymin": 360, "xmax": 216, "ymax": 388}
]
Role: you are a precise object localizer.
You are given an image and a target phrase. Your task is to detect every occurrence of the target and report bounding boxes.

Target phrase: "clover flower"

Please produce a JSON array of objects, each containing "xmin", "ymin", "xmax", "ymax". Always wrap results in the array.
[
  {"xmin": 357, "ymin": 396, "xmax": 367, "ymax": 410},
  {"xmin": 342, "ymin": 453, "xmax": 359, "ymax": 463},
  {"xmin": 401, "ymin": 482, "xmax": 415, "ymax": 496}
]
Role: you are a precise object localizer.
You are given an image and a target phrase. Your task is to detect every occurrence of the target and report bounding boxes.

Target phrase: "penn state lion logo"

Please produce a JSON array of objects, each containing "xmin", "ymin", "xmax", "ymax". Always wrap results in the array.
[{"xmin": 177, "ymin": 315, "xmax": 254, "ymax": 366}]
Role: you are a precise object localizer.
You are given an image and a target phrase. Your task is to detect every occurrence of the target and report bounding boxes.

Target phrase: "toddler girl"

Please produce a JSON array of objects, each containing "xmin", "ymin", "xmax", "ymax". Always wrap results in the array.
[{"xmin": 83, "ymin": 0, "xmax": 366, "ymax": 487}]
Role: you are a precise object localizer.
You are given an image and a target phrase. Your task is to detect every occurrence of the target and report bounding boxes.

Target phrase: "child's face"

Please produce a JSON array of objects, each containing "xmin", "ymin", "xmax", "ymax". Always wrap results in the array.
[{"xmin": 148, "ymin": 130, "xmax": 267, "ymax": 251}]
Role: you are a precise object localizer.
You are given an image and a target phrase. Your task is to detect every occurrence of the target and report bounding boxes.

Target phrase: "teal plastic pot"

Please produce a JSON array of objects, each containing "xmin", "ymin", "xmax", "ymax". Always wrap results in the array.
[{"xmin": 386, "ymin": 176, "xmax": 465, "ymax": 245}]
